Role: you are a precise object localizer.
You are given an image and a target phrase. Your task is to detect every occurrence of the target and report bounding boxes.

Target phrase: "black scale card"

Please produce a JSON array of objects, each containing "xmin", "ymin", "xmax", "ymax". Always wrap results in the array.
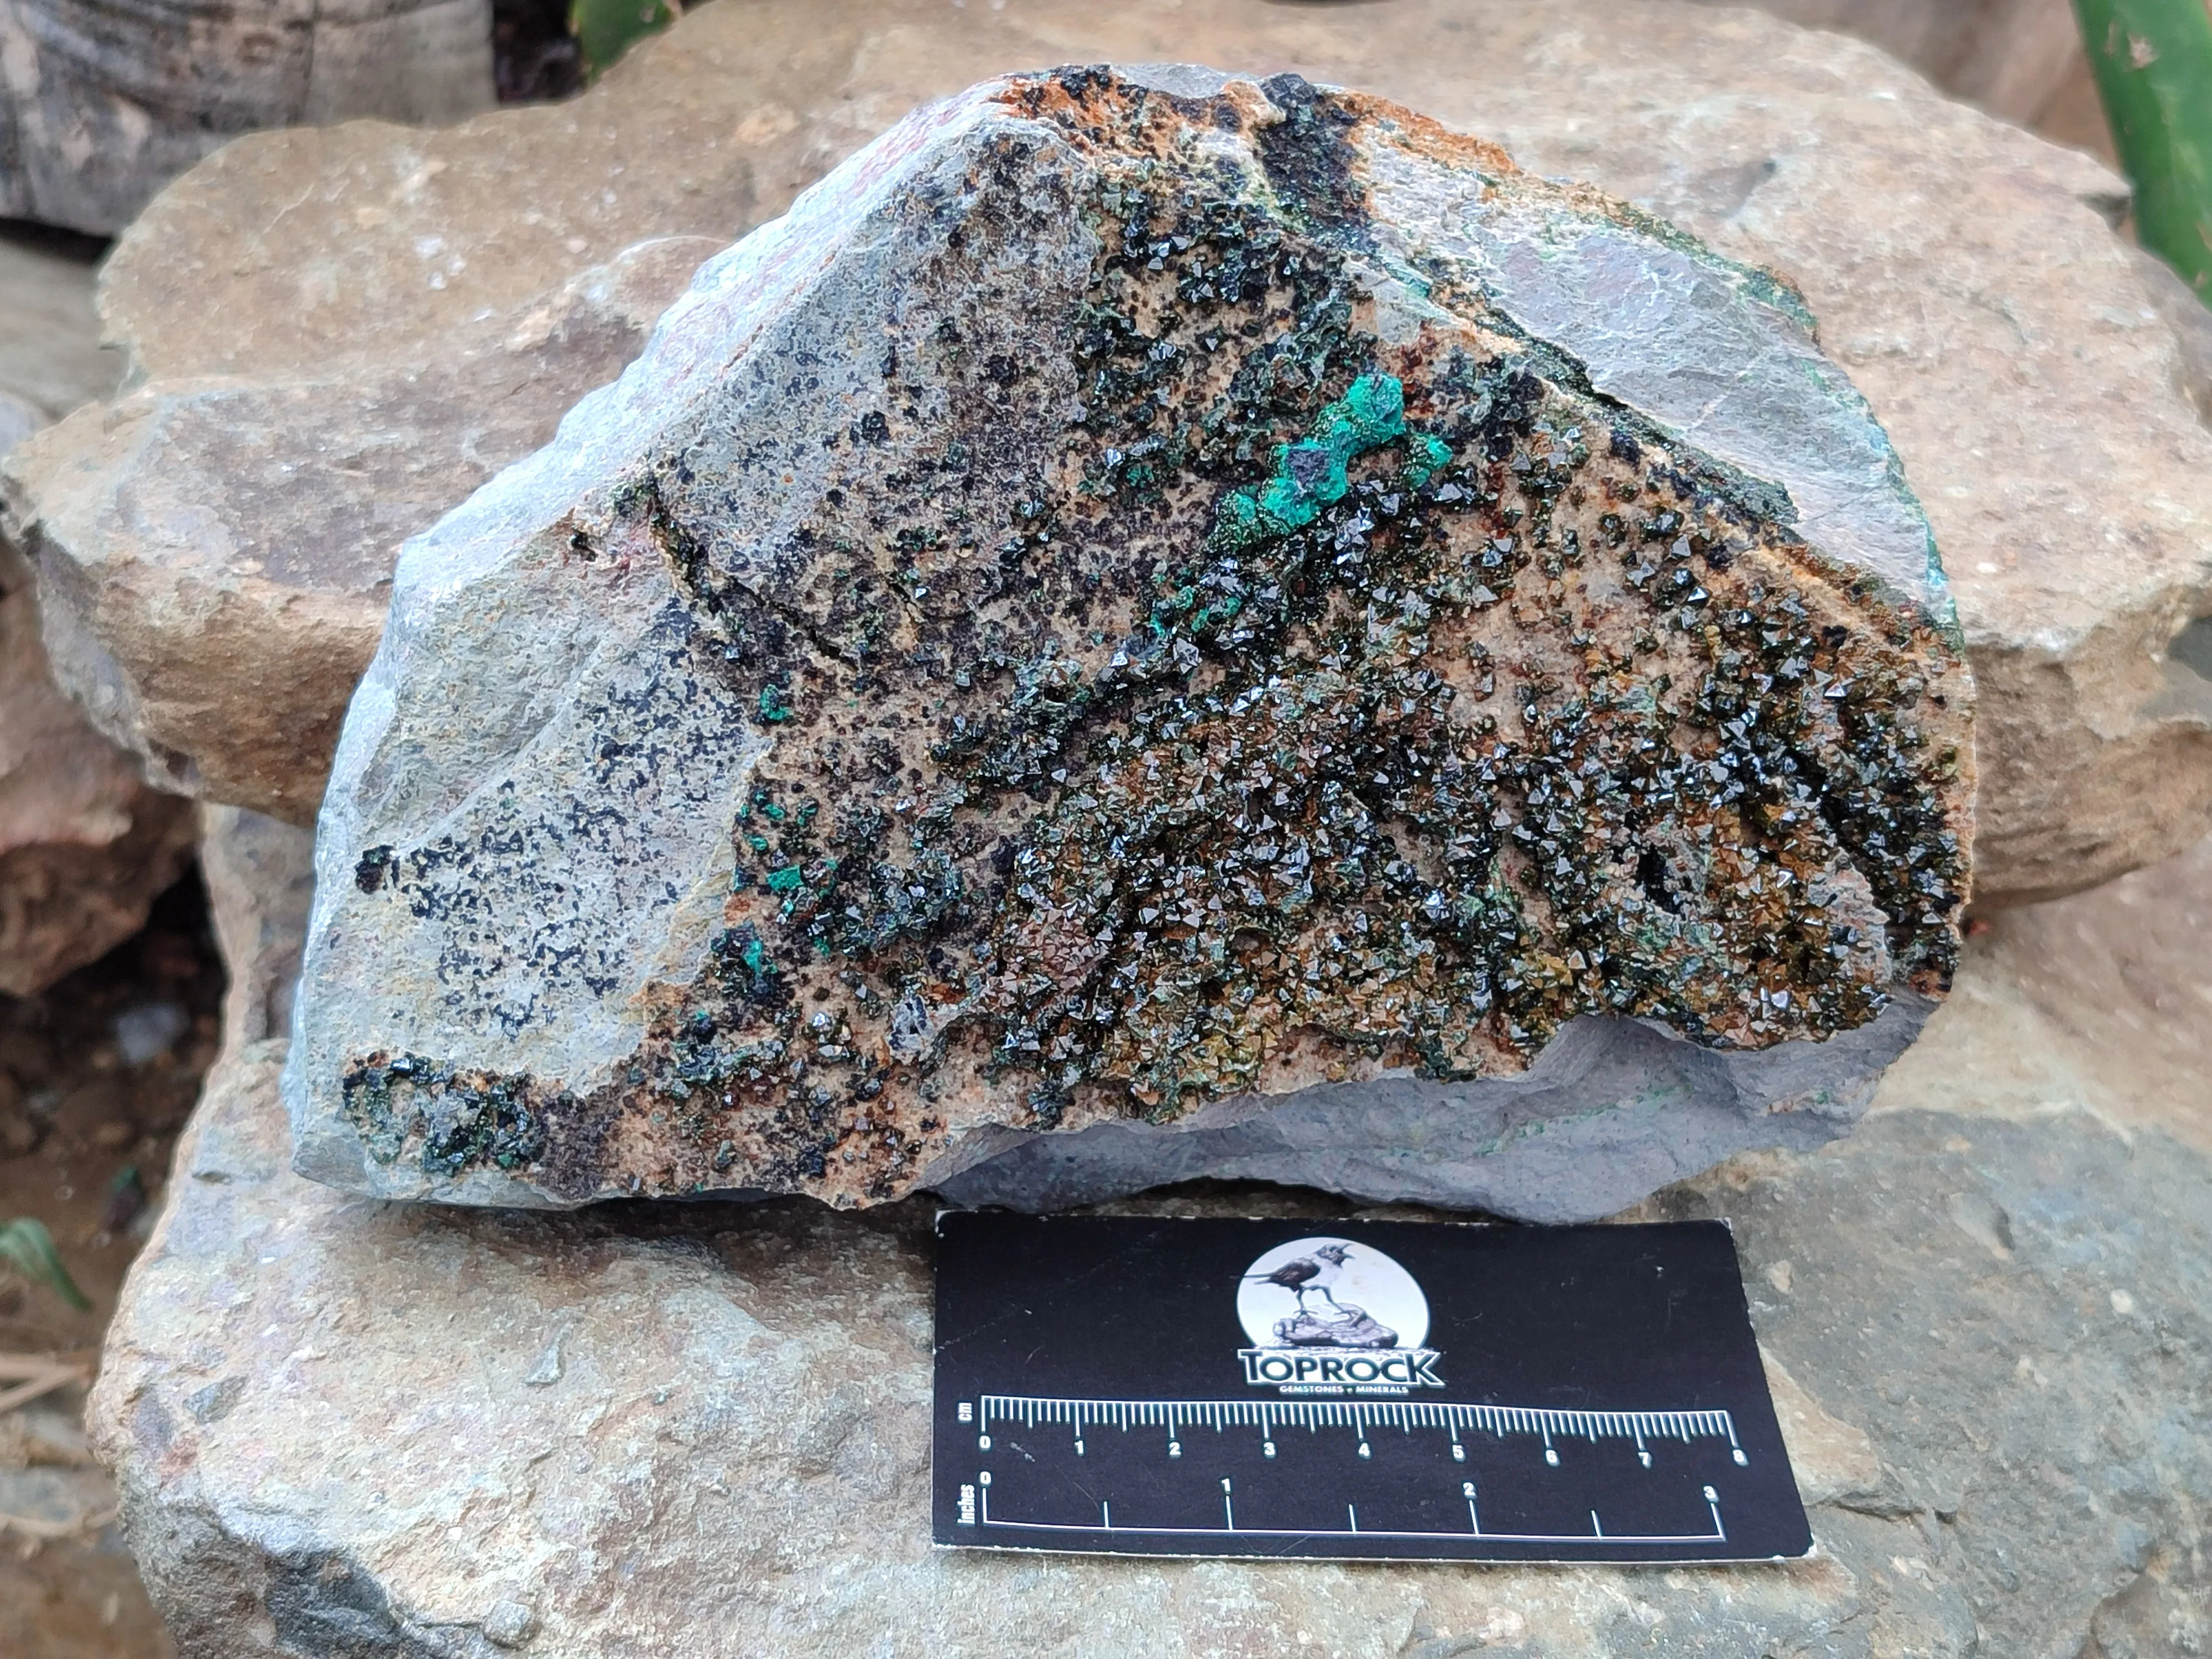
[{"xmin": 931, "ymin": 1212, "xmax": 1810, "ymax": 1563}]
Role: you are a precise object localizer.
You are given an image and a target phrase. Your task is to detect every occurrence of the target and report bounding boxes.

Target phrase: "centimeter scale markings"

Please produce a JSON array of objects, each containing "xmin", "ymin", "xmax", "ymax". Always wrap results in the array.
[{"xmin": 958, "ymin": 1394, "xmax": 1747, "ymax": 1545}]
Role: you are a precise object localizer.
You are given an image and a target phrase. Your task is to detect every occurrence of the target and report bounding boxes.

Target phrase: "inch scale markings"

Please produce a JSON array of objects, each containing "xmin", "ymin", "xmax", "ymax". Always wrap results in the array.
[{"xmin": 966, "ymin": 1394, "xmax": 1743, "ymax": 1546}]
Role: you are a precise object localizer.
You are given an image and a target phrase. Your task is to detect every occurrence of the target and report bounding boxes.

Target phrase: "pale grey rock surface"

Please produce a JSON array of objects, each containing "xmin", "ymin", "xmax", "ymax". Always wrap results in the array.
[
  {"xmin": 0, "ymin": 394, "xmax": 35, "ymax": 461},
  {"xmin": 3, "ymin": 0, "xmax": 2204, "ymax": 899},
  {"xmin": 90, "ymin": 1032, "xmax": 2212, "ymax": 1657},
  {"xmin": 282, "ymin": 65, "xmax": 1969, "ymax": 1220},
  {"xmin": 2134, "ymin": 247, "xmax": 2212, "ymax": 424},
  {"xmin": 0, "ymin": 0, "xmax": 494, "ymax": 237}
]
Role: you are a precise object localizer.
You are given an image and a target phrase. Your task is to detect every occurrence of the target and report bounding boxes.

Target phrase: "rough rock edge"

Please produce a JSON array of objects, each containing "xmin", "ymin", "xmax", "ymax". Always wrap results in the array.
[
  {"xmin": 99, "ymin": 1076, "xmax": 513, "ymax": 1659},
  {"xmin": 928, "ymin": 994, "xmax": 1935, "ymax": 1222}
]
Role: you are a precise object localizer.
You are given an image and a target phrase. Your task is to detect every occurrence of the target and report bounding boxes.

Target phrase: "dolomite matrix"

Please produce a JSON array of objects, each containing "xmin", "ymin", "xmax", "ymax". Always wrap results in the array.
[{"xmin": 285, "ymin": 66, "xmax": 1973, "ymax": 1221}]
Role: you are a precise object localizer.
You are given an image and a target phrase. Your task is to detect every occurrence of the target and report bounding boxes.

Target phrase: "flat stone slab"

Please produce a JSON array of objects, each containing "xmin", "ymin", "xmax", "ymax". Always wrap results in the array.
[
  {"xmin": 281, "ymin": 66, "xmax": 1968, "ymax": 1219},
  {"xmin": 91, "ymin": 1034, "xmax": 2212, "ymax": 1657},
  {"xmin": 3, "ymin": 0, "xmax": 2205, "ymax": 905}
]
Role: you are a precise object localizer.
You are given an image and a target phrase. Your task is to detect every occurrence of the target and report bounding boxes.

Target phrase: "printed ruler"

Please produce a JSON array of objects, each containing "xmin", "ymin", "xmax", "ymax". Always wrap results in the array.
[{"xmin": 931, "ymin": 1213, "xmax": 1809, "ymax": 1563}]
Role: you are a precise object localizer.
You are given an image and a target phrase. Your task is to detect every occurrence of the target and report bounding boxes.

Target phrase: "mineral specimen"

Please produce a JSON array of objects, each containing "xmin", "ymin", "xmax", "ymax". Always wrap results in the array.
[{"xmin": 284, "ymin": 66, "xmax": 1973, "ymax": 1219}]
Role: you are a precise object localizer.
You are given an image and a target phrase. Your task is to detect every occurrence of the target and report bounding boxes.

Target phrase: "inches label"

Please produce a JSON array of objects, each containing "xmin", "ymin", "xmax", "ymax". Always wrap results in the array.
[{"xmin": 931, "ymin": 1212, "xmax": 1811, "ymax": 1563}]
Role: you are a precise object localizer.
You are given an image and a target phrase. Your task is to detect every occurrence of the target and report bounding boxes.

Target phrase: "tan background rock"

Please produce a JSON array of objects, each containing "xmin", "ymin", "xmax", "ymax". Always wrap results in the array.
[
  {"xmin": 1874, "ymin": 828, "xmax": 2212, "ymax": 1152},
  {"xmin": 197, "ymin": 804, "xmax": 315, "ymax": 1055},
  {"xmin": 0, "ymin": 205, "xmax": 191, "ymax": 999},
  {"xmin": 7, "ymin": 0, "xmax": 2209, "ymax": 900},
  {"xmin": 1691, "ymin": 0, "xmax": 2096, "ymax": 140},
  {"xmin": 7, "ymin": 229, "xmax": 723, "ymax": 816},
  {"xmin": 1757, "ymin": 1344, "xmax": 1884, "ymax": 1508},
  {"xmin": 0, "ymin": 544, "xmax": 196, "ymax": 996}
]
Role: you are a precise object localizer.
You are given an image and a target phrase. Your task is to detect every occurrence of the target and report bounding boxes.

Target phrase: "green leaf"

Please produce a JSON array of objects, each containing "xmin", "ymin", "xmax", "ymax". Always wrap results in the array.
[
  {"xmin": 0, "ymin": 1217, "xmax": 91, "ymax": 1311},
  {"xmin": 2074, "ymin": 0, "xmax": 2212, "ymax": 300},
  {"xmin": 568, "ymin": 0, "xmax": 680, "ymax": 82}
]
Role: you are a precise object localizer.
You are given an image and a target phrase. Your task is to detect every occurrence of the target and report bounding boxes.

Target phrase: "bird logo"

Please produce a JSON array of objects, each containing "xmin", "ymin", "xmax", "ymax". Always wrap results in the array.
[
  {"xmin": 1234, "ymin": 1235, "xmax": 1444, "ymax": 1391},
  {"xmin": 1245, "ymin": 1241, "xmax": 1356, "ymax": 1318}
]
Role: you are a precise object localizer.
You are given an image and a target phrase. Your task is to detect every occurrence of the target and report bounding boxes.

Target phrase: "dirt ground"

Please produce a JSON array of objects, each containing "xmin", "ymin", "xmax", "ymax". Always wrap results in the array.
[{"xmin": 2, "ymin": 875, "xmax": 223, "ymax": 1659}]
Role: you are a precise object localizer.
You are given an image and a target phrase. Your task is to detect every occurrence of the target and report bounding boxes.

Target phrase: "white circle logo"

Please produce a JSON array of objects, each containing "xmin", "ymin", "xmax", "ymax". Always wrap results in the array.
[{"xmin": 1237, "ymin": 1237, "xmax": 1431, "ymax": 1350}]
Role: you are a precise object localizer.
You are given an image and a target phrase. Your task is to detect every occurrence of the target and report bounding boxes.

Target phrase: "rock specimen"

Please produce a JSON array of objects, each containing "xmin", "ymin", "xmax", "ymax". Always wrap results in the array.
[
  {"xmin": 0, "ymin": 545, "xmax": 196, "ymax": 996},
  {"xmin": 90, "ymin": 1034, "xmax": 2212, "ymax": 1656},
  {"xmin": 0, "ymin": 0, "xmax": 494, "ymax": 237},
  {"xmin": 284, "ymin": 67, "xmax": 1970, "ymax": 1219},
  {"xmin": 1, "ymin": 0, "xmax": 2201, "ymax": 904}
]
